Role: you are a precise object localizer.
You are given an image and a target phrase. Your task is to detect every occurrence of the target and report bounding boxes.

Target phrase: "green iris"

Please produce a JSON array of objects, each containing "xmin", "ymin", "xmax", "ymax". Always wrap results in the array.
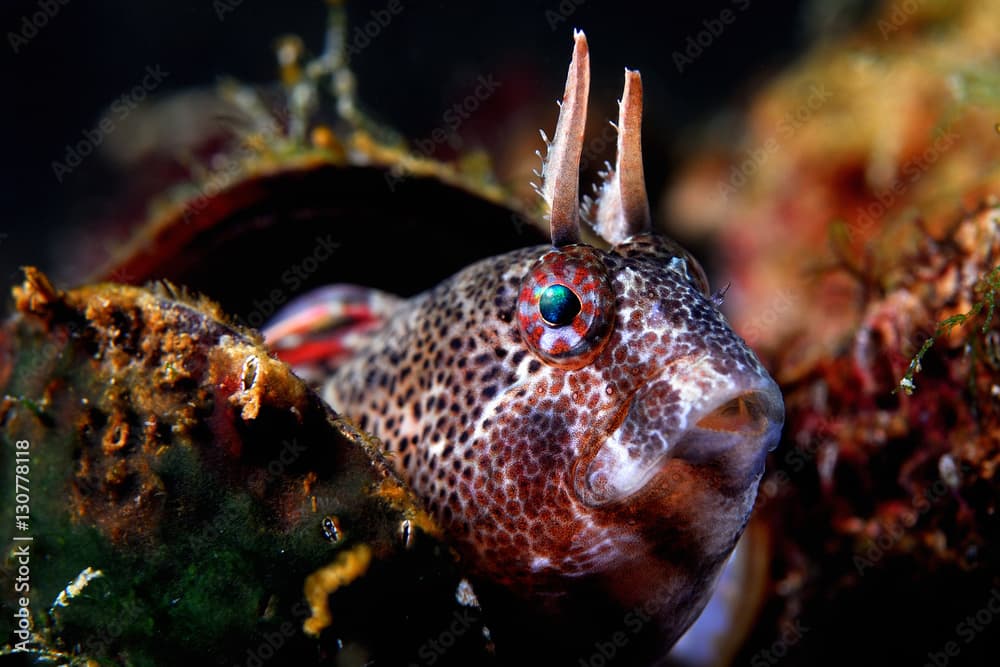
[{"xmin": 539, "ymin": 284, "xmax": 581, "ymax": 326}]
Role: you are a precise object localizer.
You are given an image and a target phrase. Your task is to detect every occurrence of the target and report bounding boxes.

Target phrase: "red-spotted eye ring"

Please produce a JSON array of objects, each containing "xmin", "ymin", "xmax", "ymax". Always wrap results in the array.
[{"xmin": 517, "ymin": 246, "xmax": 615, "ymax": 369}]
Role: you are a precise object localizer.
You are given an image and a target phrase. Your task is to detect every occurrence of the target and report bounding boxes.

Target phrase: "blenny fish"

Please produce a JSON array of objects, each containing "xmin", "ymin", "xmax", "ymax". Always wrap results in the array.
[{"xmin": 267, "ymin": 32, "xmax": 784, "ymax": 663}]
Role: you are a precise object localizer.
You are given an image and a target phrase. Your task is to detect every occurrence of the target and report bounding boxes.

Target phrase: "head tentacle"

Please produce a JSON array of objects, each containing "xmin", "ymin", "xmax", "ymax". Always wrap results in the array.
[
  {"xmin": 539, "ymin": 30, "xmax": 590, "ymax": 247},
  {"xmin": 591, "ymin": 69, "xmax": 652, "ymax": 245}
]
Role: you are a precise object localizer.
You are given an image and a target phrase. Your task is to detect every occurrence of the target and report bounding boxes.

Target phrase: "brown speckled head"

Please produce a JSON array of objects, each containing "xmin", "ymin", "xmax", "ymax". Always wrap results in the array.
[{"xmin": 274, "ymin": 31, "xmax": 784, "ymax": 660}]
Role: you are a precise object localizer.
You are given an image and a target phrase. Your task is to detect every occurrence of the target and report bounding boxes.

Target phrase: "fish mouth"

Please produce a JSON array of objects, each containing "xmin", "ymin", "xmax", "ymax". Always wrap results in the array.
[
  {"xmin": 573, "ymin": 361, "xmax": 784, "ymax": 508},
  {"xmin": 672, "ymin": 386, "xmax": 784, "ymax": 470},
  {"xmin": 694, "ymin": 392, "xmax": 778, "ymax": 437}
]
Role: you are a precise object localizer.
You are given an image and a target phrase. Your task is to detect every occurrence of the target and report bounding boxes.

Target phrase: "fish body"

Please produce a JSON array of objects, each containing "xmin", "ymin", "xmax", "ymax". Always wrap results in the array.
[{"xmin": 269, "ymin": 32, "xmax": 783, "ymax": 663}]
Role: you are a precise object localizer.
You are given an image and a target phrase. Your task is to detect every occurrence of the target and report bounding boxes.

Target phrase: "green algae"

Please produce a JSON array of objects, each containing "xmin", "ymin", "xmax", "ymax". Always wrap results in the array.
[
  {"xmin": 894, "ymin": 263, "xmax": 1000, "ymax": 395},
  {"xmin": 0, "ymin": 273, "xmax": 488, "ymax": 666}
]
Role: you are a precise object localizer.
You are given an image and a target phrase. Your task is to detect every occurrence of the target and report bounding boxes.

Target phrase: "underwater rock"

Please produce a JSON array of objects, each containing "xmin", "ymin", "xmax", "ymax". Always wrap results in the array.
[
  {"xmin": 665, "ymin": 1, "xmax": 1000, "ymax": 665},
  {"xmin": 0, "ymin": 269, "xmax": 492, "ymax": 665},
  {"xmin": 738, "ymin": 204, "xmax": 1000, "ymax": 667},
  {"xmin": 668, "ymin": 0, "xmax": 1000, "ymax": 370},
  {"xmin": 8, "ymin": 0, "xmax": 999, "ymax": 663}
]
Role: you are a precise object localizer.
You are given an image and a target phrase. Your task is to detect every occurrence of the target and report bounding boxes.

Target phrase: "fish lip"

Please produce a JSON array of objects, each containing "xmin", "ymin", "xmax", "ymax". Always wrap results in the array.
[
  {"xmin": 570, "ymin": 353, "xmax": 701, "ymax": 507},
  {"xmin": 684, "ymin": 376, "xmax": 785, "ymax": 448},
  {"xmin": 572, "ymin": 358, "xmax": 784, "ymax": 508},
  {"xmin": 671, "ymin": 378, "xmax": 785, "ymax": 480}
]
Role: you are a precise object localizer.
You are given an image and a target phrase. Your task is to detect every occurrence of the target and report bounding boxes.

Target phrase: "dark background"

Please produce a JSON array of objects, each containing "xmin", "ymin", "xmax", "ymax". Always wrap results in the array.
[{"xmin": 0, "ymin": 0, "xmax": 876, "ymax": 291}]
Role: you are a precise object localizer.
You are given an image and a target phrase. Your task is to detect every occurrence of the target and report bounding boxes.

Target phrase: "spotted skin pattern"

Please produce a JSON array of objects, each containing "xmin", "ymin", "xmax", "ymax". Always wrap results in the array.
[
  {"xmin": 270, "ymin": 32, "xmax": 784, "ymax": 661},
  {"xmin": 324, "ymin": 236, "xmax": 777, "ymax": 586}
]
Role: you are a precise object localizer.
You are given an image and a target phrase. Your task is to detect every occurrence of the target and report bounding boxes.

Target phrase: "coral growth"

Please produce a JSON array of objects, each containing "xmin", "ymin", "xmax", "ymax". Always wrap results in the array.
[{"xmin": 667, "ymin": 1, "xmax": 1000, "ymax": 664}]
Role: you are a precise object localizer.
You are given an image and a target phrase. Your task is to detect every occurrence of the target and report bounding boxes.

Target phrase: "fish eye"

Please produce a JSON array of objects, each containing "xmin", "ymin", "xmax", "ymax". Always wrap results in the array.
[
  {"xmin": 517, "ymin": 246, "xmax": 615, "ymax": 369},
  {"xmin": 539, "ymin": 284, "xmax": 581, "ymax": 326}
]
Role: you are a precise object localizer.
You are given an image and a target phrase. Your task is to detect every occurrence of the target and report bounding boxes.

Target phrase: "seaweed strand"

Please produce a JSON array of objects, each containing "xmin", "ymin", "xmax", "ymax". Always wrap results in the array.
[{"xmin": 894, "ymin": 264, "xmax": 1000, "ymax": 395}]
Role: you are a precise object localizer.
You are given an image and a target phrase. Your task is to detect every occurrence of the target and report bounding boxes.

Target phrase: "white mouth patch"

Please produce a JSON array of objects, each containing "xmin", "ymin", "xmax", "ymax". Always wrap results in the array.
[{"xmin": 572, "ymin": 357, "xmax": 780, "ymax": 507}]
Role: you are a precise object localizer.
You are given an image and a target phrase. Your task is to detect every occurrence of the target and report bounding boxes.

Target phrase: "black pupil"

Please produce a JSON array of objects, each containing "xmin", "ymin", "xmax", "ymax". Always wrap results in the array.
[{"xmin": 539, "ymin": 284, "xmax": 581, "ymax": 326}]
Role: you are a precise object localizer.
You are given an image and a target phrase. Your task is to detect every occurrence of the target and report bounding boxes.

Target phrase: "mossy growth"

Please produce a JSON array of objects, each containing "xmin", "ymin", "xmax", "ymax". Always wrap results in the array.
[
  {"xmin": 2, "ymin": 441, "xmax": 329, "ymax": 666},
  {"xmin": 894, "ymin": 264, "xmax": 1000, "ymax": 395}
]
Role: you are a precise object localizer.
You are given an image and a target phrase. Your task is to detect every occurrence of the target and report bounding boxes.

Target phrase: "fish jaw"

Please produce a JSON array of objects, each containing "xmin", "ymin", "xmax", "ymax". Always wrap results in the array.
[{"xmin": 575, "ymin": 354, "xmax": 784, "ymax": 509}]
